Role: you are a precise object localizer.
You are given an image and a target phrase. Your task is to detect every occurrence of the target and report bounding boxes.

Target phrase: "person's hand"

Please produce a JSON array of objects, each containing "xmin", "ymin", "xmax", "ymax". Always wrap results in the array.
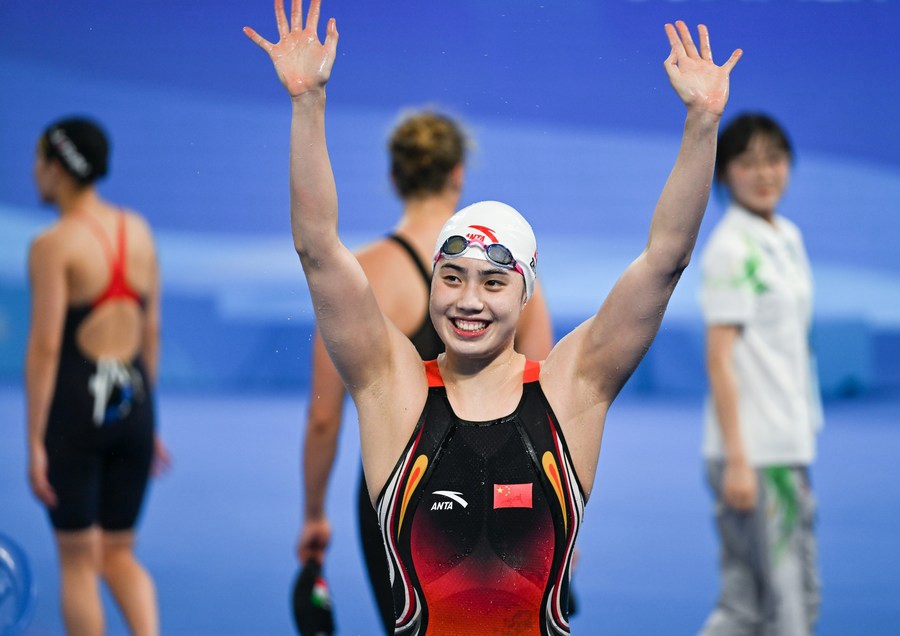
[
  {"xmin": 151, "ymin": 434, "xmax": 172, "ymax": 477},
  {"xmin": 28, "ymin": 444, "xmax": 57, "ymax": 508},
  {"xmin": 297, "ymin": 517, "xmax": 331, "ymax": 565},
  {"xmin": 723, "ymin": 458, "xmax": 757, "ymax": 511},
  {"xmin": 663, "ymin": 21, "xmax": 742, "ymax": 116},
  {"xmin": 244, "ymin": 0, "xmax": 339, "ymax": 98}
]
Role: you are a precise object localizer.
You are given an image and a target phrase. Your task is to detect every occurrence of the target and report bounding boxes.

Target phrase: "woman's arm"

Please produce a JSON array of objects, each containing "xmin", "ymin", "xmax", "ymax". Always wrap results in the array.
[
  {"xmin": 541, "ymin": 22, "xmax": 741, "ymax": 497},
  {"xmin": 139, "ymin": 223, "xmax": 172, "ymax": 474},
  {"xmin": 244, "ymin": 0, "xmax": 399, "ymax": 394},
  {"xmin": 247, "ymin": 1, "xmax": 427, "ymax": 498},
  {"xmin": 707, "ymin": 324, "xmax": 756, "ymax": 510},
  {"xmin": 547, "ymin": 23, "xmax": 741, "ymax": 405},
  {"xmin": 141, "ymin": 227, "xmax": 161, "ymax": 385},
  {"xmin": 25, "ymin": 232, "xmax": 66, "ymax": 506},
  {"xmin": 297, "ymin": 329, "xmax": 345, "ymax": 565}
]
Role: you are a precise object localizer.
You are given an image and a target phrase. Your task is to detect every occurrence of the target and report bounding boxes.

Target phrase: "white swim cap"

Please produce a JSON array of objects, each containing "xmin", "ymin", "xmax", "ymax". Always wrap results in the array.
[{"xmin": 433, "ymin": 200, "xmax": 537, "ymax": 301}]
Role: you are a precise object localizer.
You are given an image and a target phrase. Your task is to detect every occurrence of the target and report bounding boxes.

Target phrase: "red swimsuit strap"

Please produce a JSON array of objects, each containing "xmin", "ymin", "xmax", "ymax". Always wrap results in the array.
[
  {"xmin": 424, "ymin": 359, "xmax": 541, "ymax": 387},
  {"xmin": 425, "ymin": 359, "xmax": 444, "ymax": 387},
  {"xmin": 77, "ymin": 212, "xmax": 143, "ymax": 308}
]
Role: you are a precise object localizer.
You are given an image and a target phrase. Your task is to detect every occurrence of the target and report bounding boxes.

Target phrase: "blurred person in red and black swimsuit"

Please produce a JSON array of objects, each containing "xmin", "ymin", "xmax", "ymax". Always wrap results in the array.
[{"xmin": 26, "ymin": 116, "xmax": 168, "ymax": 636}]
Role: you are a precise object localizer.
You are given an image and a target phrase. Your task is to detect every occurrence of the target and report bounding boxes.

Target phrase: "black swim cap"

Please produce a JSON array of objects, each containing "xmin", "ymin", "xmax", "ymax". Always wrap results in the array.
[{"xmin": 42, "ymin": 117, "xmax": 110, "ymax": 185}]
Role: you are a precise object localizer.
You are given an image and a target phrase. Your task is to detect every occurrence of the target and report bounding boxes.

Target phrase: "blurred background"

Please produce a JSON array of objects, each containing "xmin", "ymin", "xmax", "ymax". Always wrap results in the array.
[{"xmin": 2, "ymin": 1, "xmax": 898, "ymax": 634}]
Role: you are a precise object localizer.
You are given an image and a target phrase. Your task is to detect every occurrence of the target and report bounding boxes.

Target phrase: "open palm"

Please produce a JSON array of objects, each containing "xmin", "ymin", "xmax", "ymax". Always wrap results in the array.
[
  {"xmin": 244, "ymin": 0, "xmax": 338, "ymax": 97},
  {"xmin": 664, "ymin": 21, "xmax": 741, "ymax": 115}
]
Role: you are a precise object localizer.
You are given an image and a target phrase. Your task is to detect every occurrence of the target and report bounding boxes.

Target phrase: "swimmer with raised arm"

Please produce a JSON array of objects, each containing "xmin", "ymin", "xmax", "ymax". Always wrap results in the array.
[{"xmin": 245, "ymin": 2, "xmax": 740, "ymax": 632}]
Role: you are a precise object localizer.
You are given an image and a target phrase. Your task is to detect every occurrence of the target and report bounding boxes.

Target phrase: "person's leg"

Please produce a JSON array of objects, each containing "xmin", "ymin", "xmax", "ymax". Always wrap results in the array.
[
  {"xmin": 55, "ymin": 528, "xmax": 104, "ymax": 636},
  {"xmin": 48, "ymin": 434, "xmax": 106, "ymax": 635},
  {"xmin": 762, "ymin": 466, "xmax": 818, "ymax": 636},
  {"xmin": 94, "ymin": 384, "xmax": 157, "ymax": 634},
  {"xmin": 358, "ymin": 467, "xmax": 396, "ymax": 634},
  {"xmin": 100, "ymin": 529, "xmax": 159, "ymax": 636},
  {"xmin": 700, "ymin": 461, "xmax": 765, "ymax": 636},
  {"xmin": 798, "ymin": 470, "xmax": 821, "ymax": 633}
]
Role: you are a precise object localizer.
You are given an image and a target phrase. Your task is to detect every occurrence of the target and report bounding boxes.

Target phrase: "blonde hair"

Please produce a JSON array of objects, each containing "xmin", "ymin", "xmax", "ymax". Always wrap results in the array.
[{"xmin": 389, "ymin": 111, "xmax": 468, "ymax": 199}]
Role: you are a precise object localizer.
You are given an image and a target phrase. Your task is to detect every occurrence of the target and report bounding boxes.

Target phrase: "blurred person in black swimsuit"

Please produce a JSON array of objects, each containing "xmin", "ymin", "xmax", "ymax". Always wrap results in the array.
[
  {"xmin": 26, "ymin": 116, "xmax": 168, "ymax": 635},
  {"xmin": 297, "ymin": 110, "xmax": 554, "ymax": 632}
]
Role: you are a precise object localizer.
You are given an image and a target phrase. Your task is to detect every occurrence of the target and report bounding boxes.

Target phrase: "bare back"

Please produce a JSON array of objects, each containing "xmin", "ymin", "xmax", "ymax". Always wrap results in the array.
[
  {"xmin": 358, "ymin": 236, "xmax": 432, "ymax": 338},
  {"xmin": 52, "ymin": 206, "xmax": 158, "ymax": 362}
]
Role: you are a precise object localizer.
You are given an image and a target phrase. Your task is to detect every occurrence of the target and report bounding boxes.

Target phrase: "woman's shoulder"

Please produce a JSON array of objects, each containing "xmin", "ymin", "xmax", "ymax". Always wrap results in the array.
[
  {"xmin": 31, "ymin": 215, "xmax": 77, "ymax": 249},
  {"xmin": 774, "ymin": 214, "xmax": 804, "ymax": 241},
  {"xmin": 358, "ymin": 235, "xmax": 430, "ymax": 279},
  {"xmin": 118, "ymin": 207, "xmax": 152, "ymax": 233}
]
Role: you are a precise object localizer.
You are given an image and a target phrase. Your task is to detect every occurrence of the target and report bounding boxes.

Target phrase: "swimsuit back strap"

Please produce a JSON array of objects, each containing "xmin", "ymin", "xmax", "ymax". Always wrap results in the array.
[
  {"xmin": 387, "ymin": 234, "xmax": 432, "ymax": 285},
  {"xmin": 75, "ymin": 211, "xmax": 118, "ymax": 270}
]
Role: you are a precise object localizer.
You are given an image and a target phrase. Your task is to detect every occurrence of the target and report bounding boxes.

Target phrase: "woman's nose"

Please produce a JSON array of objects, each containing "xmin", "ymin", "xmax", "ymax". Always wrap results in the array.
[{"xmin": 456, "ymin": 282, "xmax": 484, "ymax": 312}]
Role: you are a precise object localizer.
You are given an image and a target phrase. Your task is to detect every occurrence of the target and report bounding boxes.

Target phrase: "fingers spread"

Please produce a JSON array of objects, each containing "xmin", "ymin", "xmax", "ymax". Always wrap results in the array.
[
  {"xmin": 664, "ymin": 23, "xmax": 686, "ymax": 58},
  {"xmin": 275, "ymin": 0, "xmax": 290, "ymax": 36},
  {"xmin": 291, "ymin": 0, "xmax": 304, "ymax": 29},
  {"xmin": 697, "ymin": 24, "xmax": 712, "ymax": 61},
  {"xmin": 662, "ymin": 47, "xmax": 677, "ymax": 76},
  {"xmin": 306, "ymin": 0, "xmax": 322, "ymax": 34},
  {"xmin": 325, "ymin": 17, "xmax": 339, "ymax": 50},
  {"xmin": 675, "ymin": 20, "xmax": 700, "ymax": 58},
  {"xmin": 723, "ymin": 48, "xmax": 743, "ymax": 73},
  {"xmin": 243, "ymin": 26, "xmax": 273, "ymax": 51}
]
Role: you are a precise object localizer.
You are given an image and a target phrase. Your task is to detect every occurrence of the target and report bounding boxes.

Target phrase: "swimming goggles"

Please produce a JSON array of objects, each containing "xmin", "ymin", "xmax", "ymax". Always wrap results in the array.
[{"xmin": 435, "ymin": 235, "xmax": 523, "ymax": 275}]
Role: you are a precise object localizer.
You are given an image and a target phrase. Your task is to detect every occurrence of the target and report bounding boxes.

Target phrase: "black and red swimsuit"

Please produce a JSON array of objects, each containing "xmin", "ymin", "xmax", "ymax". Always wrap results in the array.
[
  {"xmin": 45, "ymin": 212, "xmax": 154, "ymax": 531},
  {"xmin": 376, "ymin": 360, "xmax": 585, "ymax": 635}
]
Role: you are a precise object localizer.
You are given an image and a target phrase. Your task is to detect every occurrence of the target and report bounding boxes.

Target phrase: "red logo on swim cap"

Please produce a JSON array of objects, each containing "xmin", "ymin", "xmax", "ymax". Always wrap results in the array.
[{"xmin": 466, "ymin": 225, "xmax": 499, "ymax": 243}]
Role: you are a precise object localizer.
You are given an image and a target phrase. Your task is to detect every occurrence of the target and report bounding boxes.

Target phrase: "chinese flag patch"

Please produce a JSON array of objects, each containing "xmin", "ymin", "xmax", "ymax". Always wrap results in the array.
[{"xmin": 493, "ymin": 483, "xmax": 533, "ymax": 509}]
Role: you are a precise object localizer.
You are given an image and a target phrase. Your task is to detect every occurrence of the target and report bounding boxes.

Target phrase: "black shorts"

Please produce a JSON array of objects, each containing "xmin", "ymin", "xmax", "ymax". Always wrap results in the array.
[{"xmin": 45, "ymin": 355, "xmax": 155, "ymax": 532}]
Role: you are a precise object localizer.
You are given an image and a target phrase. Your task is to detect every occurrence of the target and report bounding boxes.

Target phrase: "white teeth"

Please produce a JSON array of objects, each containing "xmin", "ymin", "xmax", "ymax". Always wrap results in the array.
[{"xmin": 454, "ymin": 319, "xmax": 486, "ymax": 332}]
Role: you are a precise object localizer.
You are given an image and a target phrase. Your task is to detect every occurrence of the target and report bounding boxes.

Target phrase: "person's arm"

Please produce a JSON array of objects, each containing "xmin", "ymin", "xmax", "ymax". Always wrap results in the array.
[
  {"xmin": 244, "ymin": 0, "xmax": 393, "ymax": 393},
  {"xmin": 548, "ymin": 22, "xmax": 740, "ymax": 398},
  {"xmin": 707, "ymin": 324, "xmax": 756, "ymax": 510},
  {"xmin": 135, "ymin": 216, "xmax": 173, "ymax": 475},
  {"xmin": 297, "ymin": 330, "xmax": 345, "ymax": 564},
  {"xmin": 246, "ymin": 0, "xmax": 427, "ymax": 500},
  {"xmin": 542, "ymin": 22, "xmax": 741, "ymax": 495},
  {"xmin": 141, "ymin": 225, "xmax": 161, "ymax": 386},
  {"xmin": 25, "ymin": 233, "xmax": 66, "ymax": 507}
]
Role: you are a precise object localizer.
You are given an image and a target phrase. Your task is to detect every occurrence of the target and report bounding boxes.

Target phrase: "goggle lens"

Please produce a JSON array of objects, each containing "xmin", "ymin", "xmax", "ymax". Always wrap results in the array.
[{"xmin": 440, "ymin": 235, "xmax": 516, "ymax": 269}]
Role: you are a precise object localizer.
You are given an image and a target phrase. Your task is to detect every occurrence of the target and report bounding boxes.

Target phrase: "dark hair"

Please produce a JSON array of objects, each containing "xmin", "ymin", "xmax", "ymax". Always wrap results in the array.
[
  {"xmin": 715, "ymin": 112, "xmax": 793, "ymax": 183},
  {"xmin": 40, "ymin": 117, "xmax": 110, "ymax": 185},
  {"xmin": 389, "ymin": 111, "xmax": 467, "ymax": 199}
]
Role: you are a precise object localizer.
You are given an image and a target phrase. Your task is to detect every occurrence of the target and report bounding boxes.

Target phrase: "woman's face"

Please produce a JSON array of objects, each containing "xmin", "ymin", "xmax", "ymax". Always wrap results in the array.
[
  {"xmin": 33, "ymin": 144, "xmax": 57, "ymax": 204},
  {"xmin": 430, "ymin": 256, "xmax": 525, "ymax": 361},
  {"xmin": 723, "ymin": 133, "xmax": 791, "ymax": 219}
]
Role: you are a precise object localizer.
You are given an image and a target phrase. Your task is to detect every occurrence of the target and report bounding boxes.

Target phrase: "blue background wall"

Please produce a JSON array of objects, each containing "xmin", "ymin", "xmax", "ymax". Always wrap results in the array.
[
  {"xmin": 2, "ymin": 3, "xmax": 900, "ymax": 635},
  {"xmin": 2, "ymin": 0, "xmax": 899, "ymax": 394}
]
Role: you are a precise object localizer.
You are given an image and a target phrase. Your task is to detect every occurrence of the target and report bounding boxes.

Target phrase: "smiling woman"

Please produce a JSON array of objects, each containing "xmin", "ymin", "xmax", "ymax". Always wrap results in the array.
[
  {"xmin": 428, "ymin": 201, "xmax": 538, "ymax": 367},
  {"xmin": 244, "ymin": 0, "xmax": 741, "ymax": 632}
]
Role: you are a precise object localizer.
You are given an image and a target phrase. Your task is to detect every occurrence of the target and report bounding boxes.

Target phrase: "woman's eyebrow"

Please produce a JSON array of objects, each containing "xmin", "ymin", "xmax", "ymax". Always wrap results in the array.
[
  {"xmin": 437, "ymin": 261, "xmax": 510, "ymax": 277},
  {"xmin": 478, "ymin": 267, "xmax": 511, "ymax": 277},
  {"xmin": 438, "ymin": 262, "xmax": 466, "ymax": 274}
]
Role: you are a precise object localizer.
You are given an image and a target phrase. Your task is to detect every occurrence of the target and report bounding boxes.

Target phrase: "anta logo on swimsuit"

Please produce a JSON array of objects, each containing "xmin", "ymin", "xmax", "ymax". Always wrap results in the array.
[
  {"xmin": 430, "ymin": 490, "xmax": 468, "ymax": 511},
  {"xmin": 465, "ymin": 225, "xmax": 499, "ymax": 244}
]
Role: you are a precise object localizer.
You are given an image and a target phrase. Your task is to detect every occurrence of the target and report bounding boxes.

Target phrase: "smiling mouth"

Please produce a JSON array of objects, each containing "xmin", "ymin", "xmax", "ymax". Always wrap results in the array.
[{"xmin": 452, "ymin": 318, "xmax": 489, "ymax": 335}]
